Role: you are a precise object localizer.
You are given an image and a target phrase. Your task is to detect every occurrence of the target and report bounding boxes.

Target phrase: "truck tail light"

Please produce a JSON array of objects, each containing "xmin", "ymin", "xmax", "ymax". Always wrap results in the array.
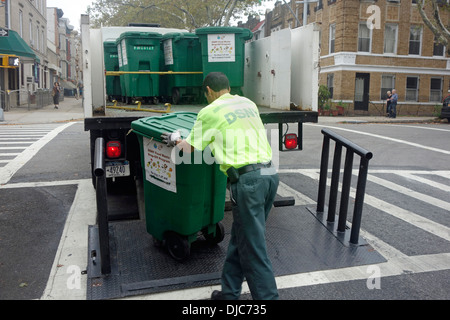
[
  {"xmin": 106, "ymin": 141, "xmax": 122, "ymax": 158},
  {"xmin": 284, "ymin": 133, "xmax": 298, "ymax": 150}
]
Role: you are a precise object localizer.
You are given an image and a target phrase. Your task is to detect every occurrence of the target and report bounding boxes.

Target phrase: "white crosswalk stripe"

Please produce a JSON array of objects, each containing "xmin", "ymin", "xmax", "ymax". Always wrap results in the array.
[
  {"xmin": 0, "ymin": 123, "xmax": 75, "ymax": 184},
  {"xmin": 278, "ymin": 168, "xmax": 450, "ymax": 242}
]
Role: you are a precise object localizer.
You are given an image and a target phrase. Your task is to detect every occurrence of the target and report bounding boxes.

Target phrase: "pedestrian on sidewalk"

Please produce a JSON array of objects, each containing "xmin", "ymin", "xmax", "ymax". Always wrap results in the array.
[
  {"xmin": 385, "ymin": 90, "xmax": 392, "ymax": 117},
  {"xmin": 388, "ymin": 89, "xmax": 398, "ymax": 118},
  {"xmin": 52, "ymin": 82, "xmax": 61, "ymax": 109}
]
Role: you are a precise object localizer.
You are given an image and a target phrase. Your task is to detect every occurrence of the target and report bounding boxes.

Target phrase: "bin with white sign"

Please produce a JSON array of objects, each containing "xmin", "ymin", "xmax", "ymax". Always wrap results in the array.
[
  {"xmin": 131, "ymin": 112, "xmax": 226, "ymax": 261},
  {"xmin": 195, "ymin": 27, "xmax": 253, "ymax": 95},
  {"xmin": 116, "ymin": 31, "xmax": 162, "ymax": 104},
  {"xmin": 160, "ymin": 32, "xmax": 203, "ymax": 104}
]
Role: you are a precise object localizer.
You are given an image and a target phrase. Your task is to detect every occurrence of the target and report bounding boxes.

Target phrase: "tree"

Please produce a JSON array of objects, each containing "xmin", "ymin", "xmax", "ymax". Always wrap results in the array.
[
  {"xmin": 417, "ymin": 0, "xmax": 450, "ymax": 48},
  {"xmin": 87, "ymin": 0, "xmax": 269, "ymax": 30}
]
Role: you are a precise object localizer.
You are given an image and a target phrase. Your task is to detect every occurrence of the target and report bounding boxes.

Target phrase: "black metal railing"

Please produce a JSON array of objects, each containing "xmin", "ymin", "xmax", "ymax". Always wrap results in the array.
[
  {"xmin": 94, "ymin": 137, "xmax": 111, "ymax": 274},
  {"xmin": 317, "ymin": 128, "xmax": 373, "ymax": 245}
]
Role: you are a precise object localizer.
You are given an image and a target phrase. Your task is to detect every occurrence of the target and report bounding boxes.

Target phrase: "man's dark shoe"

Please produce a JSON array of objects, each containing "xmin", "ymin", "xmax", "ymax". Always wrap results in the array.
[{"xmin": 211, "ymin": 290, "xmax": 223, "ymax": 300}]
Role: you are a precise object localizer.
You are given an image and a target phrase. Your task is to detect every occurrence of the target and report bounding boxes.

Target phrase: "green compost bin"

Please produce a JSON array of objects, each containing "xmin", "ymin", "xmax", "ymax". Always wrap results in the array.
[
  {"xmin": 195, "ymin": 27, "xmax": 253, "ymax": 95},
  {"xmin": 160, "ymin": 32, "xmax": 204, "ymax": 104},
  {"xmin": 131, "ymin": 112, "xmax": 227, "ymax": 261},
  {"xmin": 116, "ymin": 31, "xmax": 162, "ymax": 104},
  {"xmin": 104, "ymin": 41, "xmax": 122, "ymax": 101}
]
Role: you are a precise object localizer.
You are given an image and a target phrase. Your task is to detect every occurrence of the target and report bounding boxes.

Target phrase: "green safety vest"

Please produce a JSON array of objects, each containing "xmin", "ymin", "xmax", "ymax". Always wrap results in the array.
[{"xmin": 186, "ymin": 93, "xmax": 272, "ymax": 174}]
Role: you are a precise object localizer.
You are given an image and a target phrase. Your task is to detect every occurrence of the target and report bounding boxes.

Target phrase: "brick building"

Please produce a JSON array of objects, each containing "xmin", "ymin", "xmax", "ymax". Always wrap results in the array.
[{"xmin": 264, "ymin": 0, "xmax": 450, "ymax": 115}]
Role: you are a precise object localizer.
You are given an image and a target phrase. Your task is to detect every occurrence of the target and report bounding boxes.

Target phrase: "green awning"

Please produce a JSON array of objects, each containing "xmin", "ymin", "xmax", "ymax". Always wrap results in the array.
[{"xmin": 0, "ymin": 29, "xmax": 40, "ymax": 63}]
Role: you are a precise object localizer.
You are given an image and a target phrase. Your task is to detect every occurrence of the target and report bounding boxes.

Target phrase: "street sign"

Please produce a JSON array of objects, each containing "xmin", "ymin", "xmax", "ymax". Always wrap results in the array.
[{"xmin": 0, "ymin": 28, "xmax": 9, "ymax": 37}]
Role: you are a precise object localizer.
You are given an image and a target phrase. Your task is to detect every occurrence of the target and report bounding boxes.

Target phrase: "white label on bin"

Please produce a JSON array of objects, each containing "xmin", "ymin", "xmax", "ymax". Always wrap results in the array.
[
  {"xmin": 143, "ymin": 137, "xmax": 177, "ymax": 193},
  {"xmin": 117, "ymin": 43, "xmax": 123, "ymax": 67},
  {"xmin": 164, "ymin": 39, "xmax": 174, "ymax": 65},
  {"xmin": 121, "ymin": 39, "xmax": 128, "ymax": 66},
  {"xmin": 207, "ymin": 34, "xmax": 235, "ymax": 62}
]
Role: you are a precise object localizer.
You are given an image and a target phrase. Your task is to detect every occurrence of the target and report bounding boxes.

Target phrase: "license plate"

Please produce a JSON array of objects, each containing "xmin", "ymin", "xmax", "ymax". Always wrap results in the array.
[{"xmin": 106, "ymin": 161, "xmax": 130, "ymax": 178}]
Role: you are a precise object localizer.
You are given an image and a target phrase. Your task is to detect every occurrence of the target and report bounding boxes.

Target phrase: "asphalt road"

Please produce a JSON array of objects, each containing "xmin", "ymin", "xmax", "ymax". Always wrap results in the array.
[{"xmin": 0, "ymin": 120, "xmax": 449, "ymax": 301}]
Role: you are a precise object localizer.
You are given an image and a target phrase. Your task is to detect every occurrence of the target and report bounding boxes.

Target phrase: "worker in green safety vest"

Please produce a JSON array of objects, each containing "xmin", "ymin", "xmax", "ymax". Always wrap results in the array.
[{"xmin": 161, "ymin": 72, "xmax": 279, "ymax": 300}]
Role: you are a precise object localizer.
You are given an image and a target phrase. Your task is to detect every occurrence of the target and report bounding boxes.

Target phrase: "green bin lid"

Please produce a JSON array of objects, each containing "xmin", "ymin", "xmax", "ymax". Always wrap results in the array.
[
  {"xmin": 103, "ymin": 41, "xmax": 117, "ymax": 47},
  {"xmin": 131, "ymin": 112, "xmax": 198, "ymax": 142},
  {"xmin": 161, "ymin": 32, "xmax": 198, "ymax": 42},
  {"xmin": 116, "ymin": 31, "xmax": 162, "ymax": 43},
  {"xmin": 195, "ymin": 27, "xmax": 253, "ymax": 40}
]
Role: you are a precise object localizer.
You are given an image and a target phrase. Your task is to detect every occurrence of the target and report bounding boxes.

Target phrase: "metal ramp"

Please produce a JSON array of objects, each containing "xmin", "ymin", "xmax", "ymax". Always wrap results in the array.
[
  {"xmin": 86, "ymin": 128, "xmax": 383, "ymax": 300},
  {"xmin": 86, "ymin": 204, "xmax": 386, "ymax": 300}
]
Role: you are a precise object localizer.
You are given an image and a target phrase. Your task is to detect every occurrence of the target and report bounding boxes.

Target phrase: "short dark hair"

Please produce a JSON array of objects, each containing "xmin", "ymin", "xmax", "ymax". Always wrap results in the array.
[{"xmin": 202, "ymin": 72, "xmax": 230, "ymax": 94}]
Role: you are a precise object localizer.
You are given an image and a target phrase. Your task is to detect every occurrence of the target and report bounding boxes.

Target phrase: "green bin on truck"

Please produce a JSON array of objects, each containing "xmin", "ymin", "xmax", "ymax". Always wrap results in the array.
[
  {"xmin": 160, "ymin": 32, "xmax": 204, "ymax": 104},
  {"xmin": 195, "ymin": 27, "xmax": 253, "ymax": 95},
  {"xmin": 103, "ymin": 41, "xmax": 122, "ymax": 101},
  {"xmin": 116, "ymin": 31, "xmax": 162, "ymax": 104},
  {"xmin": 131, "ymin": 112, "xmax": 226, "ymax": 261}
]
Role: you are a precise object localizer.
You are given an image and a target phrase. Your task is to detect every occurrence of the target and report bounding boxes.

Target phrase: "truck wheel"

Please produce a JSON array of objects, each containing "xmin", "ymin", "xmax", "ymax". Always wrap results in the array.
[
  {"xmin": 165, "ymin": 231, "xmax": 190, "ymax": 261},
  {"xmin": 204, "ymin": 222, "xmax": 225, "ymax": 245}
]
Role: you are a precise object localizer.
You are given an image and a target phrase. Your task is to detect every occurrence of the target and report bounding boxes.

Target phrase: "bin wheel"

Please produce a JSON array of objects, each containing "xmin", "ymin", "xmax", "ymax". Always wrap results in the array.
[
  {"xmin": 172, "ymin": 88, "xmax": 180, "ymax": 105},
  {"xmin": 165, "ymin": 231, "xmax": 190, "ymax": 261},
  {"xmin": 205, "ymin": 222, "xmax": 225, "ymax": 245}
]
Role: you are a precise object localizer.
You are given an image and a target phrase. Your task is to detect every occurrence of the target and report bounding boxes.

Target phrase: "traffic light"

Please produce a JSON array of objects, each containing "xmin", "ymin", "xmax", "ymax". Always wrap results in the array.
[
  {"xmin": 8, "ymin": 56, "xmax": 19, "ymax": 66},
  {"xmin": 1, "ymin": 55, "xmax": 20, "ymax": 68}
]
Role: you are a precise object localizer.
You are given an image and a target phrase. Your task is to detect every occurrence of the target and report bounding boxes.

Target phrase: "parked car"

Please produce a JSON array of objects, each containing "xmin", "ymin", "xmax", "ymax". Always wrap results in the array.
[{"xmin": 441, "ymin": 94, "xmax": 450, "ymax": 121}]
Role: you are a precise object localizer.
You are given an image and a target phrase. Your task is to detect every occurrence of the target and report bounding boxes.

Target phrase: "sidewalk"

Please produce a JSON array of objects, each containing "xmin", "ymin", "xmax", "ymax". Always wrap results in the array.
[
  {"xmin": 0, "ymin": 97, "xmax": 439, "ymax": 125},
  {"xmin": 0, "ymin": 97, "xmax": 85, "ymax": 125}
]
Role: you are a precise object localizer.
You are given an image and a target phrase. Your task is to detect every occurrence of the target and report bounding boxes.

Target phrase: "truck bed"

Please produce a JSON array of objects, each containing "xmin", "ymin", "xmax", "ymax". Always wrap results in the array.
[{"xmin": 85, "ymin": 102, "xmax": 318, "ymax": 131}]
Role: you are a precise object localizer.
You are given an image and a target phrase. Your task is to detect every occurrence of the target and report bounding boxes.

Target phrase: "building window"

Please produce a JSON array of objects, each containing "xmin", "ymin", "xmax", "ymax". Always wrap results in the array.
[
  {"xmin": 316, "ymin": 0, "xmax": 323, "ymax": 11},
  {"xmin": 29, "ymin": 19, "xmax": 33, "ymax": 45},
  {"xmin": 430, "ymin": 78, "xmax": 443, "ymax": 102},
  {"xmin": 327, "ymin": 73, "xmax": 334, "ymax": 99},
  {"xmin": 384, "ymin": 24, "xmax": 398, "ymax": 54},
  {"xmin": 381, "ymin": 75, "xmax": 395, "ymax": 100},
  {"xmin": 329, "ymin": 24, "xmax": 335, "ymax": 54},
  {"xmin": 358, "ymin": 22, "xmax": 371, "ymax": 52},
  {"xmin": 19, "ymin": 11, "xmax": 23, "ymax": 37},
  {"xmin": 36, "ymin": 26, "xmax": 40, "ymax": 51},
  {"xmin": 409, "ymin": 26, "xmax": 422, "ymax": 55},
  {"xmin": 406, "ymin": 76, "xmax": 419, "ymax": 101},
  {"xmin": 433, "ymin": 36, "xmax": 445, "ymax": 56}
]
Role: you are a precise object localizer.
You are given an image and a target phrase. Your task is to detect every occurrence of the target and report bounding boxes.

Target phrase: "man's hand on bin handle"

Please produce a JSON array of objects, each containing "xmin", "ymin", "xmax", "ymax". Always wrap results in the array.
[{"xmin": 161, "ymin": 130, "xmax": 181, "ymax": 147}]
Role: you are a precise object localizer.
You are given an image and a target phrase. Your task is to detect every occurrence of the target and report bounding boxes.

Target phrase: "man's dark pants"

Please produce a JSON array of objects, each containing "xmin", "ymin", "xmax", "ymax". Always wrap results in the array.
[{"xmin": 221, "ymin": 167, "xmax": 279, "ymax": 300}]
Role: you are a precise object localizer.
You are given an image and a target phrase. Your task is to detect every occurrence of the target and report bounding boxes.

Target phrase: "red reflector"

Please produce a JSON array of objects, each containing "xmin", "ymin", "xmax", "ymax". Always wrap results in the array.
[
  {"xmin": 285, "ymin": 133, "xmax": 298, "ymax": 149},
  {"xmin": 106, "ymin": 141, "xmax": 122, "ymax": 158}
]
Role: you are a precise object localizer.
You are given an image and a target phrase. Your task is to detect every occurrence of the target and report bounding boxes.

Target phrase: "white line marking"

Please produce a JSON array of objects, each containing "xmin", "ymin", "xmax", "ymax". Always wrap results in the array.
[
  {"xmin": 399, "ymin": 172, "xmax": 450, "ymax": 193},
  {"xmin": 305, "ymin": 123, "xmax": 450, "ymax": 155},
  {"xmin": 0, "ymin": 179, "xmax": 87, "ymax": 189},
  {"xmin": 0, "ymin": 141, "xmax": 36, "ymax": 144},
  {"xmin": 280, "ymin": 169, "xmax": 450, "ymax": 242},
  {"xmin": 0, "ymin": 137, "xmax": 40, "ymax": 140},
  {"xmin": 41, "ymin": 179, "xmax": 95, "ymax": 300},
  {"xmin": 277, "ymin": 181, "xmax": 315, "ymax": 205},
  {"xmin": 382, "ymin": 124, "xmax": 450, "ymax": 132},
  {"xmin": 0, "ymin": 153, "xmax": 20, "ymax": 156},
  {"xmin": 367, "ymin": 174, "xmax": 450, "ymax": 212},
  {"xmin": 0, "ymin": 146, "xmax": 27, "ymax": 150},
  {"xmin": 0, "ymin": 122, "xmax": 75, "ymax": 185}
]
